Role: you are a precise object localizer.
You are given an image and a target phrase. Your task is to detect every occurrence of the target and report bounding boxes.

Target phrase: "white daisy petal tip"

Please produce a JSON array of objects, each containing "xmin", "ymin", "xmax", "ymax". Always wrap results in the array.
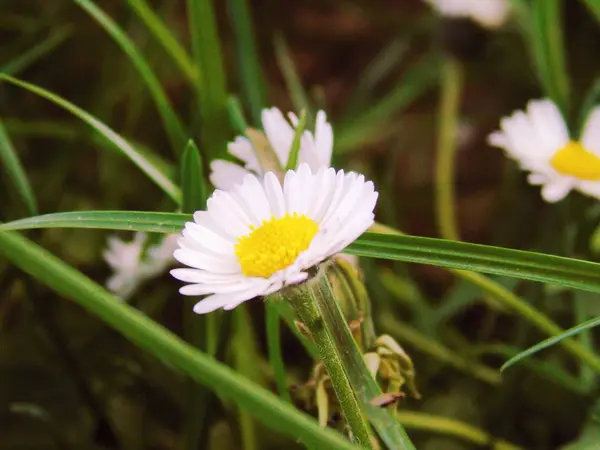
[
  {"xmin": 425, "ymin": 0, "xmax": 511, "ymax": 29},
  {"xmin": 489, "ymin": 97, "xmax": 600, "ymax": 203},
  {"xmin": 171, "ymin": 165, "xmax": 378, "ymax": 314}
]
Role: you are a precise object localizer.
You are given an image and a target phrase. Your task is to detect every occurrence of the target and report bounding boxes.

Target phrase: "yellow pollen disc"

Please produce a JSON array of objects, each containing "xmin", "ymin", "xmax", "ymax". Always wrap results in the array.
[
  {"xmin": 550, "ymin": 141, "xmax": 600, "ymax": 180},
  {"xmin": 235, "ymin": 213, "xmax": 319, "ymax": 278}
]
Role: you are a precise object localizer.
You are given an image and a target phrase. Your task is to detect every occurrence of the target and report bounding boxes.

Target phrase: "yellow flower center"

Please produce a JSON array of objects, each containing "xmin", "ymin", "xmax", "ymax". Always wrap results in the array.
[
  {"xmin": 550, "ymin": 141, "xmax": 600, "ymax": 180},
  {"xmin": 235, "ymin": 213, "xmax": 319, "ymax": 278}
]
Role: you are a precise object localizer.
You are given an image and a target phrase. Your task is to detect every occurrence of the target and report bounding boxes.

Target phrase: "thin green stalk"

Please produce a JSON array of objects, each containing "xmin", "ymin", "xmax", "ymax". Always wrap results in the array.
[
  {"xmin": 395, "ymin": 411, "xmax": 522, "ymax": 450},
  {"xmin": 435, "ymin": 57, "xmax": 462, "ymax": 241},
  {"xmin": 227, "ymin": 0, "xmax": 267, "ymax": 125},
  {"xmin": 285, "ymin": 282, "xmax": 373, "ymax": 448},
  {"xmin": 370, "ymin": 222, "xmax": 600, "ymax": 374},
  {"xmin": 266, "ymin": 302, "xmax": 292, "ymax": 403}
]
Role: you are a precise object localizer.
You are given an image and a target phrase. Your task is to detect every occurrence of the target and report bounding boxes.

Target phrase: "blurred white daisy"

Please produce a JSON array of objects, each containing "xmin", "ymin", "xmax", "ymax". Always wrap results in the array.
[
  {"xmin": 424, "ymin": 0, "xmax": 510, "ymax": 29},
  {"xmin": 209, "ymin": 107, "xmax": 333, "ymax": 190},
  {"xmin": 488, "ymin": 99, "xmax": 600, "ymax": 203},
  {"xmin": 171, "ymin": 163, "xmax": 378, "ymax": 314},
  {"xmin": 104, "ymin": 232, "xmax": 179, "ymax": 299}
]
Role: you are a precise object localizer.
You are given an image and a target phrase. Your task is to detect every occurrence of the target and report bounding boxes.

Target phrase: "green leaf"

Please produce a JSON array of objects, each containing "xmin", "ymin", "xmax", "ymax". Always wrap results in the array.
[
  {"xmin": 180, "ymin": 140, "xmax": 207, "ymax": 214},
  {"xmin": 227, "ymin": 0, "xmax": 267, "ymax": 125},
  {"xmin": 75, "ymin": 0, "xmax": 188, "ymax": 154},
  {"xmin": 285, "ymin": 110, "xmax": 306, "ymax": 170},
  {"xmin": 126, "ymin": 0, "xmax": 198, "ymax": 83},
  {"xmin": 0, "ymin": 75, "xmax": 181, "ymax": 204},
  {"xmin": 228, "ymin": 95, "xmax": 250, "ymax": 134},
  {"xmin": 577, "ymin": 75, "xmax": 600, "ymax": 138},
  {"xmin": 531, "ymin": 0, "xmax": 570, "ymax": 113},
  {"xmin": 187, "ymin": 0, "xmax": 230, "ymax": 160},
  {"xmin": 1, "ymin": 27, "xmax": 72, "ymax": 76},
  {"xmin": 266, "ymin": 302, "xmax": 292, "ymax": 403},
  {"xmin": 501, "ymin": 315, "xmax": 600, "ymax": 372},
  {"xmin": 7, "ymin": 213, "xmax": 600, "ymax": 294},
  {"xmin": 0, "ymin": 231, "xmax": 356, "ymax": 450},
  {"xmin": 274, "ymin": 34, "xmax": 313, "ymax": 124},
  {"xmin": 0, "ymin": 117, "xmax": 37, "ymax": 215},
  {"xmin": 581, "ymin": 0, "xmax": 600, "ymax": 26}
]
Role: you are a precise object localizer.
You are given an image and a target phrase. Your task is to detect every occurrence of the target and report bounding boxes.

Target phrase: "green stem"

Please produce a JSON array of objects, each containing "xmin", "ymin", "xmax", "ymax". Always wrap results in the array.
[
  {"xmin": 435, "ymin": 57, "xmax": 463, "ymax": 241},
  {"xmin": 286, "ymin": 282, "xmax": 373, "ymax": 448}
]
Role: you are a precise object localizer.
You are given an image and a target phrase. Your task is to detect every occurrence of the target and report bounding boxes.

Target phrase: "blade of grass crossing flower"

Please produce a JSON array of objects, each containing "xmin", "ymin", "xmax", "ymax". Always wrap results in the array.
[
  {"xmin": 180, "ymin": 139, "xmax": 212, "ymax": 450},
  {"xmin": 266, "ymin": 302, "xmax": 292, "ymax": 403},
  {"xmin": 577, "ymin": 75, "xmax": 600, "ymax": 137},
  {"xmin": 312, "ymin": 274, "xmax": 416, "ymax": 450},
  {"xmin": 0, "ymin": 231, "xmax": 357, "ymax": 450},
  {"xmin": 227, "ymin": 0, "xmax": 267, "ymax": 125},
  {"xmin": 0, "ymin": 75, "xmax": 181, "ymax": 203},
  {"xmin": 187, "ymin": 0, "xmax": 230, "ymax": 160},
  {"xmin": 285, "ymin": 110, "xmax": 306, "ymax": 170},
  {"xmin": 274, "ymin": 34, "xmax": 313, "ymax": 125},
  {"xmin": 10, "ymin": 212, "xmax": 600, "ymax": 302},
  {"xmin": 180, "ymin": 140, "xmax": 207, "ymax": 214},
  {"xmin": 74, "ymin": 0, "xmax": 188, "ymax": 155},
  {"xmin": 126, "ymin": 0, "xmax": 198, "ymax": 83},
  {"xmin": 0, "ymin": 27, "xmax": 72, "ymax": 76},
  {"xmin": 501, "ymin": 315, "xmax": 600, "ymax": 372},
  {"xmin": 531, "ymin": 0, "xmax": 570, "ymax": 114},
  {"xmin": 0, "ymin": 118, "xmax": 37, "ymax": 214}
]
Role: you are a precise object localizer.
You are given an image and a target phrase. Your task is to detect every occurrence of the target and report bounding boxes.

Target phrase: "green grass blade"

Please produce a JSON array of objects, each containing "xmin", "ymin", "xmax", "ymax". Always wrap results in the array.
[
  {"xmin": 180, "ymin": 139, "xmax": 211, "ymax": 450},
  {"xmin": 285, "ymin": 110, "xmax": 306, "ymax": 170},
  {"xmin": 274, "ymin": 34, "xmax": 313, "ymax": 122},
  {"xmin": 126, "ymin": 0, "xmax": 198, "ymax": 83},
  {"xmin": 531, "ymin": 0, "xmax": 570, "ymax": 113},
  {"xmin": 266, "ymin": 302, "xmax": 292, "ymax": 403},
  {"xmin": 74, "ymin": 0, "xmax": 188, "ymax": 154},
  {"xmin": 227, "ymin": 0, "xmax": 267, "ymax": 125},
  {"xmin": 0, "ymin": 118, "xmax": 37, "ymax": 215},
  {"xmin": 228, "ymin": 95, "xmax": 250, "ymax": 134},
  {"xmin": 187, "ymin": 0, "xmax": 230, "ymax": 160},
  {"xmin": 9, "ymin": 212, "xmax": 600, "ymax": 296},
  {"xmin": 180, "ymin": 140, "xmax": 207, "ymax": 213},
  {"xmin": 1, "ymin": 27, "xmax": 72, "ymax": 76},
  {"xmin": 335, "ymin": 55, "xmax": 438, "ymax": 154},
  {"xmin": 0, "ymin": 75, "xmax": 181, "ymax": 203},
  {"xmin": 0, "ymin": 231, "xmax": 356, "ymax": 450},
  {"xmin": 501, "ymin": 315, "xmax": 600, "ymax": 372},
  {"xmin": 577, "ymin": 75, "xmax": 600, "ymax": 137},
  {"xmin": 581, "ymin": 0, "xmax": 600, "ymax": 25}
]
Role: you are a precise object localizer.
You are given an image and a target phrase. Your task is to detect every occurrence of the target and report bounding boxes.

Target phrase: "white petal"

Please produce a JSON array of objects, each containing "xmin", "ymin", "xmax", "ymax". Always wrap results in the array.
[
  {"xmin": 192, "ymin": 280, "xmax": 270, "ymax": 314},
  {"xmin": 263, "ymin": 172, "xmax": 286, "ymax": 218},
  {"xmin": 262, "ymin": 108, "xmax": 294, "ymax": 167},
  {"xmin": 209, "ymin": 160, "xmax": 251, "ymax": 190},
  {"xmin": 171, "ymin": 268, "xmax": 241, "ymax": 284},
  {"xmin": 581, "ymin": 107, "xmax": 600, "ymax": 156},
  {"xmin": 575, "ymin": 180, "xmax": 600, "ymax": 200},
  {"xmin": 228, "ymin": 136, "xmax": 262, "ymax": 173},
  {"xmin": 541, "ymin": 178, "xmax": 574, "ymax": 203},
  {"xmin": 174, "ymin": 248, "xmax": 240, "ymax": 274}
]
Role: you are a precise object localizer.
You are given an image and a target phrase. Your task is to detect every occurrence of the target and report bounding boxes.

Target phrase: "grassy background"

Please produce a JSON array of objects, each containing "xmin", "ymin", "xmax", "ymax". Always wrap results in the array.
[{"xmin": 2, "ymin": 0, "xmax": 600, "ymax": 449}]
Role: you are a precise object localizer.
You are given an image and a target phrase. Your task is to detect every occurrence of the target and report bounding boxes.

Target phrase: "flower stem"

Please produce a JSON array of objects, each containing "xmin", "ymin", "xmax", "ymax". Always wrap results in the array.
[
  {"xmin": 286, "ymin": 282, "xmax": 374, "ymax": 448},
  {"xmin": 435, "ymin": 56, "xmax": 463, "ymax": 241}
]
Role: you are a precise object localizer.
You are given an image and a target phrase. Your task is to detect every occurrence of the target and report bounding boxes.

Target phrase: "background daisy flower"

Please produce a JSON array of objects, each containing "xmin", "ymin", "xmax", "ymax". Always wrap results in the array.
[
  {"xmin": 171, "ymin": 163, "xmax": 378, "ymax": 314},
  {"xmin": 209, "ymin": 107, "xmax": 333, "ymax": 190},
  {"xmin": 424, "ymin": 0, "xmax": 511, "ymax": 29},
  {"xmin": 488, "ymin": 99, "xmax": 600, "ymax": 203},
  {"xmin": 104, "ymin": 232, "xmax": 179, "ymax": 299}
]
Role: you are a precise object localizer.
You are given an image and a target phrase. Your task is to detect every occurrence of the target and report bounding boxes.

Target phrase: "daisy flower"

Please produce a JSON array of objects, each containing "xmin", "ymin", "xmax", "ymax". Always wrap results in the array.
[
  {"xmin": 488, "ymin": 99, "xmax": 600, "ymax": 203},
  {"xmin": 171, "ymin": 163, "xmax": 378, "ymax": 314},
  {"xmin": 209, "ymin": 107, "xmax": 333, "ymax": 190},
  {"xmin": 104, "ymin": 232, "xmax": 179, "ymax": 299},
  {"xmin": 424, "ymin": 0, "xmax": 511, "ymax": 29}
]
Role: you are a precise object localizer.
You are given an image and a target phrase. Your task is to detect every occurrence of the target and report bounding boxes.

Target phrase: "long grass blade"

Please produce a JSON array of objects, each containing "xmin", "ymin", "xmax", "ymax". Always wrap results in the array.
[
  {"xmin": 0, "ymin": 75, "xmax": 181, "ymax": 203},
  {"xmin": 75, "ymin": 0, "xmax": 188, "ymax": 154},
  {"xmin": 0, "ymin": 118, "xmax": 37, "ymax": 214},
  {"xmin": 0, "ymin": 231, "xmax": 356, "ymax": 450},
  {"xmin": 187, "ymin": 0, "xmax": 230, "ymax": 160}
]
